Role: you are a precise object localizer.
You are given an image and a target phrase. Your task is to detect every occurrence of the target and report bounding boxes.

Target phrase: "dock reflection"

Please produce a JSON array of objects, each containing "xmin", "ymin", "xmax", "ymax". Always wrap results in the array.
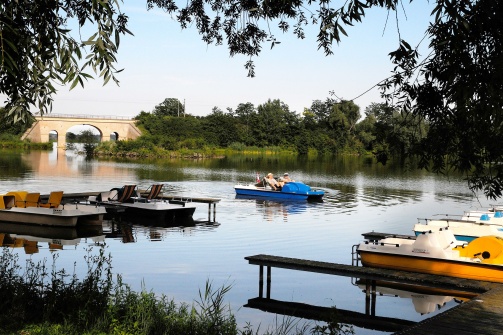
[
  {"xmin": 245, "ymin": 296, "xmax": 416, "ymax": 333},
  {"xmin": 245, "ymin": 279, "xmax": 472, "ymax": 333},
  {"xmin": 355, "ymin": 279, "xmax": 472, "ymax": 316},
  {"xmin": 103, "ymin": 217, "xmax": 220, "ymax": 243},
  {"xmin": 0, "ymin": 221, "xmax": 104, "ymax": 253}
]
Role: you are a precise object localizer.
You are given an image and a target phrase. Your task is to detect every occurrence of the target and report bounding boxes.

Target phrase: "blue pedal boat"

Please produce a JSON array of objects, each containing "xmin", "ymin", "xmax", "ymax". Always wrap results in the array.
[{"xmin": 234, "ymin": 181, "xmax": 324, "ymax": 201}]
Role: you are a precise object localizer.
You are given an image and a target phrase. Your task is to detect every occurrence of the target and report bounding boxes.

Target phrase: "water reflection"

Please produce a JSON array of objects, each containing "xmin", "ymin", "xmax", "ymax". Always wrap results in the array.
[
  {"xmin": 355, "ymin": 280, "xmax": 472, "ymax": 316},
  {"xmin": 103, "ymin": 217, "xmax": 221, "ymax": 243},
  {"xmin": 235, "ymin": 195, "xmax": 313, "ymax": 221},
  {"xmin": 246, "ymin": 277, "xmax": 473, "ymax": 333},
  {"xmin": 0, "ymin": 221, "xmax": 104, "ymax": 253}
]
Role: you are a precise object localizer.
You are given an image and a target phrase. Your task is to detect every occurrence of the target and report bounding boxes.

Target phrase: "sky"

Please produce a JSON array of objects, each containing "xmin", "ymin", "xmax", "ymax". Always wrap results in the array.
[{"xmin": 2, "ymin": 1, "xmax": 435, "ymax": 119}]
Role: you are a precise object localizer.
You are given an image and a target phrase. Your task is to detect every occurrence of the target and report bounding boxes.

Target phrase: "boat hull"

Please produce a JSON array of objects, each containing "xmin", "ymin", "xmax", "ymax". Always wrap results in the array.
[
  {"xmin": 105, "ymin": 200, "xmax": 197, "ymax": 223},
  {"xmin": 358, "ymin": 250, "xmax": 503, "ymax": 283},
  {"xmin": 0, "ymin": 206, "xmax": 105, "ymax": 227}
]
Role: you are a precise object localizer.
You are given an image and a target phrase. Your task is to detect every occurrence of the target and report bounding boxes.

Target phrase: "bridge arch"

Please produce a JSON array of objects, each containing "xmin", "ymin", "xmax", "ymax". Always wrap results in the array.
[{"xmin": 22, "ymin": 114, "xmax": 142, "ymax": 147}]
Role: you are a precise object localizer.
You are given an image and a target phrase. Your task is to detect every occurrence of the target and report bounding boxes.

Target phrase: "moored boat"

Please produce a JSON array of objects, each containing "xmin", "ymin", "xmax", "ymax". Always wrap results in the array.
[
  {"xmin": 357, "ymin": 228, "xmax": 503, "ymax": 283},
  {"xmin": 0, "ymin": 194, "xmax": 106, "ymax": 227},
  {"xmin": 234, "ymin": 181, "xmax": 324, "ymax": 201},
  {"xmin": 413, "ymin": 213, "xmax": 503, "ymax": 242},
  {"xmin": 109, "ymin": 200, "xmax": 197, "ymax": 222},
  {"xmin": 93, "ymin": 184, "xmax": 198, "ymax": 222}
]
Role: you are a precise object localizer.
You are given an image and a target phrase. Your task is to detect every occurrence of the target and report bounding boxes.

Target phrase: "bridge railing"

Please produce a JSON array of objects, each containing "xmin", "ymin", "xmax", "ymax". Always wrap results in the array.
[{"xmin": 36, "ymin": 113, "xmax": 133, "ymax": 120}]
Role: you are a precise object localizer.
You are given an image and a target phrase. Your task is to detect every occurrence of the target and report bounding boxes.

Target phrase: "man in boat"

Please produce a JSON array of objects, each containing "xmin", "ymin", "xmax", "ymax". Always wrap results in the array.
[
  {"xmin": 266, "ymin": 173, "xmax": 282, "ymax": 190},
  {"xmin": 283, "ymin": 173, "xmax": 294, "ymax": 183}
]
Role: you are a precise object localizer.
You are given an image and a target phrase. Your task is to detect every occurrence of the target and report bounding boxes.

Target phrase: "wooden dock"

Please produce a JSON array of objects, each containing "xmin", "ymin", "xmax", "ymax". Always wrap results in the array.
[
  {"xmin": 245, "ymin": 254, "xmax": 503, "ymax": 334},
  {"xmin": 48, "ymin": 191, "xmax": 221, "ymax": 222}
]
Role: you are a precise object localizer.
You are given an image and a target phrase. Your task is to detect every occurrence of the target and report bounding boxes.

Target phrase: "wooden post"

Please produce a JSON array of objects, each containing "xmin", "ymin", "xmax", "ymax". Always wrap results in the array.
[
  {"xmin": 267, "ymin": 266, "xmax": 271, "ymax": 299},
  {"xmin": 259, "ymin": 265, "xmax": 264, "ymax": 298},
  {"xmin": 365, "ymin": 279, "xmax": 371, "ymax": 315},
  {"xmin": 371, "ymin": 280, "xmax": 376, "ymax": 316}
]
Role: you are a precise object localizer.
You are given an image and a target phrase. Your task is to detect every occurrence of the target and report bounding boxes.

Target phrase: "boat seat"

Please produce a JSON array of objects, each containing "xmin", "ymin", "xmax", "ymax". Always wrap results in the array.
[
  {"xmin": 0, "ymin": 195, "xmax": 16, "ymax": 209},
  {"xmin": 137, "ymin": 184, "xmax": 163, "ymax": 202},
  {"xmin": 18, "ymin": 193, "xmax": 41, "ymax": 208},
  {"xmin": 39, "ymin": 191, "xmax": 64, "ymax": 208},
  {"xmin": 108, "ymin": 185, "xmax": 137, "ymax": 203},
  {"xmin": 5, "ymin": 191, "xmax": 28, "ymax": 207}
]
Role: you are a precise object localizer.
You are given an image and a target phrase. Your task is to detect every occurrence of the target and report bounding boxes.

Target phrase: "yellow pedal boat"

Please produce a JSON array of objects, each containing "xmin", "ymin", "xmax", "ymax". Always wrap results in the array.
[{"xmin": 357, "ymin": 228, "xmax": 503, "ymax": 283}]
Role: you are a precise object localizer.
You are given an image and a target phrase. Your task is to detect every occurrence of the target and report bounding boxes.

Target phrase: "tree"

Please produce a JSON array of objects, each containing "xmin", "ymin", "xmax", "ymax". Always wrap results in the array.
[
  {"xmin": 0, "ymin": 107, "xmax": 34, "ymax": 137},
  {"xmin": 365, "ymin": 102, "xmax": 427, "ymax": 164},
  {"xmin": 0, "ymin": 0, "xmax": 132, "ymax": 122},
  {"xmin": 306, "ymin": 99, "xmax": 360, "ymax": 153},
  {"xmin": 202, "ymin": 107, "xmax": 239, "ymax": 147},
  {"xmin": 79, "ymin": 129, "xmax": 100, "ymax": 157},
  {"xmin": 153, "ymin": 98, "xmax": 185, "ymax": 117}
]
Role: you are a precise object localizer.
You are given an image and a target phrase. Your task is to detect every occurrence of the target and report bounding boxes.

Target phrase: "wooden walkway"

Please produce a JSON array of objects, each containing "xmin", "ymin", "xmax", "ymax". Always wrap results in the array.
[{"xmin": 245, "ymin": 254, "xmax": 503, "ymax": 335}]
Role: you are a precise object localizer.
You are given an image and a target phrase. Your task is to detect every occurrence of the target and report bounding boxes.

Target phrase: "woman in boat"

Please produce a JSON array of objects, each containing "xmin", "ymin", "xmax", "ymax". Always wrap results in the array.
[{"xmin": 266, "ymin": 173, "xmax": 282, "ymax": 190}]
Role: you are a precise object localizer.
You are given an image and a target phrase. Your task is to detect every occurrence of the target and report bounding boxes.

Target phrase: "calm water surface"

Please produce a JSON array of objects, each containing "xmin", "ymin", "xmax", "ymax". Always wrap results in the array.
[{"xmin": 0, "ymin": 147, "xmax": 493, "ymax": 334}]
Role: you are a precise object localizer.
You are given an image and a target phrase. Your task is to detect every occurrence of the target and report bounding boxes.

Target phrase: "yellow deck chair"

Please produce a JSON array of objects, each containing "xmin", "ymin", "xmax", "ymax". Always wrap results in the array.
[
  {"xmin": 18, "ymin": 193, "xmax": 41, "ymax": 208},
  {"xmin": 39, "ymin": 191, "xmax": 64, "ymax": 208},
  {"xmin": 5, "ymin": 191, "xmax": 28, "ymax": 207},
  {"xmin": 0, "ymin": 195, "xmax": 16, "ymax": 209}
]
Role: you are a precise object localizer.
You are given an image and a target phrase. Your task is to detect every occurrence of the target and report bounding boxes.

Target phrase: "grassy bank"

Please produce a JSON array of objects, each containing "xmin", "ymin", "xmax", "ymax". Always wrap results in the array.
[
  {"xmin": 93, "ymin": 141, "xmax": 327, "ymax": 159},
  {"xmin": 0, "ymin": 138, "xmax": 52, "ymax": 150}
]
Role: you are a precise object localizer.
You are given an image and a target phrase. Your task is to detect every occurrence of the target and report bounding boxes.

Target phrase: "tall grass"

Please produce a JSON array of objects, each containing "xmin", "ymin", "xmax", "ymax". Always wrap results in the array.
[{"xmin": 0, "ymin": 246, "xmax": 352, "ymax": 335}]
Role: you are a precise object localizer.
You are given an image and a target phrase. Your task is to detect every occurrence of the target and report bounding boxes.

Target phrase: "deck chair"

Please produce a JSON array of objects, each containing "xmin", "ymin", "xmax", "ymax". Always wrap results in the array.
[
  {"xmin": 38, "ymin": 191, "xmax": 64, "ymax": 208},
  {"xmin": 137, "ymin": 184, "xmax": 164, "ymax": 202},
  {"xmin": 5, "ymin": 191, "xmax": 28, "ymax": 207},
  {"xmin": 109, "ymin": 185, "xmax": 137, "ymax": 203},
  {"xmin": 18, "ymin": 193, "xmax": 41, "ymax": 208}
]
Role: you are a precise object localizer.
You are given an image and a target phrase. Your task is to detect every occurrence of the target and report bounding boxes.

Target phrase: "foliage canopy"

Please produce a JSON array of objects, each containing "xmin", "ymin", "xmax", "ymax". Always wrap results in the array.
[
  {"xmin": 0, "ymin": 0, "xmax": 131, "ymax": 123},
  {"xmin": 2, "ymin": 0, "xmax": 503, "ymax": 198}
]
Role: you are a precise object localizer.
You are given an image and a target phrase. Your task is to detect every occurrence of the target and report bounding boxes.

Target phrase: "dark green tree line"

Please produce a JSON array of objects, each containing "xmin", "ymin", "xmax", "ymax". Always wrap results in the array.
[{"xmin": 133, "ymin": 96, "xmax": 425, "ymax": 158}]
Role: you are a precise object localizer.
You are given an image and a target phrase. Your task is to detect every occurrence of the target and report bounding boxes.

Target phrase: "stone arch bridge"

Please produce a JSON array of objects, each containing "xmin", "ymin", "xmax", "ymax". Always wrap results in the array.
[{"xmin": 22, "ymin": 114, "xmax": 142, "ymax": 147}]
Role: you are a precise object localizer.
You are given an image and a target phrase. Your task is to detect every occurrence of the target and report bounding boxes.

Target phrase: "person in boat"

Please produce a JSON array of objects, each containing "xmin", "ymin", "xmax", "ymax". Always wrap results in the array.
[
  {"xmin": 266, "ymin": 173, "xmax": 282, "ymax": 190},
  {"xmin": 282, "ymin": 173, "xmax": 294, "ymax": 183}
]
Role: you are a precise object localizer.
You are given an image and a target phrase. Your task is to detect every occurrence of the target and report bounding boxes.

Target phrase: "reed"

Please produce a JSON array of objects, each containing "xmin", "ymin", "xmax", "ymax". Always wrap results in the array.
[{"xmin": 0, "ymin": 246, "xmax": 352, "ymax": 335}]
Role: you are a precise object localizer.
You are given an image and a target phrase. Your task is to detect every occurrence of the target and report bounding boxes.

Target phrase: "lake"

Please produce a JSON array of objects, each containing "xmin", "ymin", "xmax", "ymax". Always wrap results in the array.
[{"xmin": 0, "ymin": 147, "xmax": 492, "ymax": 334}]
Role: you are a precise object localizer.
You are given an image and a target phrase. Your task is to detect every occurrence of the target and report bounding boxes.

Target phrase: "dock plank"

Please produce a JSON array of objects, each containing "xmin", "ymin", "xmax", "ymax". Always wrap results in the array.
[
  {"xmin": 45, "ymin": 191, "xmax": 220, "ymax": 205},
  {"xmin": 245, "ymin": 254, "xmax": 497, "ymax": 293},
  {"xmin": 245, "ymin": 254, "xmax": 503, "ymax": 335}
]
